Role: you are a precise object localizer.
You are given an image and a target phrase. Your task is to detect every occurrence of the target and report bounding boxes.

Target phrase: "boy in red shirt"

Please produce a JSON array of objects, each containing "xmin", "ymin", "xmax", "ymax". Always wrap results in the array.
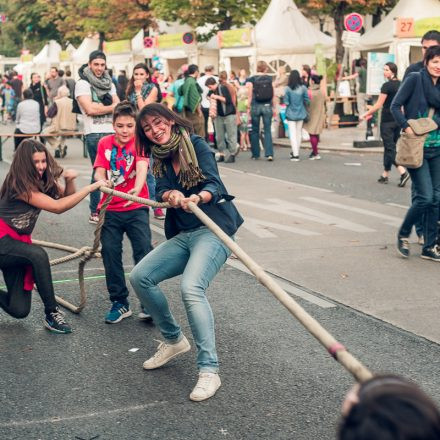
[{"xmin": 94, "ymin": 102, "xmax": 153, "ymax": 323}]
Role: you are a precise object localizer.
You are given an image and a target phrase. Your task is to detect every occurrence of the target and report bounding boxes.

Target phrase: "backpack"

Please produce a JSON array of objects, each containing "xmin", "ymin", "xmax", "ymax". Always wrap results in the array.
[{"xmin": 253, "ymin": 75, "xmax": 273, "ymax": 102}]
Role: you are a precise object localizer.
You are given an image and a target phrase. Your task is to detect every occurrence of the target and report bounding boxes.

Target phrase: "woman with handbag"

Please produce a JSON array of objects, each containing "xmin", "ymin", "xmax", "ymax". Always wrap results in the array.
[
  {"xmin": 361, "ymin": 62, "xmax": 409, "ymax": 187},
  {"xmin": 391, "ymin": 46, "xmax": 440, "ymax": 261}
]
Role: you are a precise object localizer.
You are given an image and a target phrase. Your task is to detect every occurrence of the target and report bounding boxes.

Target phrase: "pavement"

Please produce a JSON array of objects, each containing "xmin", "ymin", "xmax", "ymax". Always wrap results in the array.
[{"xmin": 1, "ymin": 124, "xmax": 440, "ymax": 440}]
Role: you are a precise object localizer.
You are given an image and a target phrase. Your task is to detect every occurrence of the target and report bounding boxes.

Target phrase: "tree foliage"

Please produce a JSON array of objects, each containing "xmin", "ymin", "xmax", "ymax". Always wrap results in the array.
[
  {"xmin": 149, "ymin": 0, "xmax": 270, "ymax": 39},
  {"xmin": 296, "ymin": 0, "xmax": 397, "ymax": 62}
]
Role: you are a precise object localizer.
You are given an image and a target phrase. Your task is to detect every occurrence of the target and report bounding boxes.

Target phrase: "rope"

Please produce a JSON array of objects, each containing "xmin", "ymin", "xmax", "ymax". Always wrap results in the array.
[{"xmin": 96, "ymin": 188, "xmax": 373, "ymax": 383}]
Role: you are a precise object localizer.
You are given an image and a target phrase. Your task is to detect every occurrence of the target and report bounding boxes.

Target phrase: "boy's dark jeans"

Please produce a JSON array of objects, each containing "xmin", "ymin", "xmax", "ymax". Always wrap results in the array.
[{"xmin": 101, "ymin": 209, "xmax": 153, "ymax": 304}]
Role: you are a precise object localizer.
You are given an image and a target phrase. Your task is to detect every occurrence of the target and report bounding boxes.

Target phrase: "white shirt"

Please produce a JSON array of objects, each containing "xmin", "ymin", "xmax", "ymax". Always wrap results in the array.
[
  {"xmin": 197, "ymin": 74, "xmax": 218, "ymax": 109},
  {"xmin": 75, "ymin": 79, "xmax": 117, "ymax": 135},
  {"xmin": 16, "ymin": 99, "xmax": 41, "ymax": 133}
]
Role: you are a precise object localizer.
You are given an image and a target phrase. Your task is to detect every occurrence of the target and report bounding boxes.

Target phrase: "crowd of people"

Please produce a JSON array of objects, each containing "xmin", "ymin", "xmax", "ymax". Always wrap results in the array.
[{"xmin": 1, "ymin": 30, "xmax": 440, "ymax": 415}]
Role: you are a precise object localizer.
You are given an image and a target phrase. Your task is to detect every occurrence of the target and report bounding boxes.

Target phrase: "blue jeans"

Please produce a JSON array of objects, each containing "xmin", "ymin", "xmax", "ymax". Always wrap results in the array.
[
  {"xmin": 399, "ymin": 148, "xmax": 440, "ymax": 250},
  {"xmin": 85, "ymin": 133, "xmax": 108, "ymax": 214},
  {"xmin": 146, "ymin": 159, "xmax": 156, "ymax": 202},
  {"xmin": 250, "ymin": 103, "xmax": 273, "ymax": 158},
  {"xmin": 101, "ymin": 209, "xmax": 152, "ymax": 305},
  {"xmin": 129, "ymin": 227, "xmax": 231, "ymax": 372}
]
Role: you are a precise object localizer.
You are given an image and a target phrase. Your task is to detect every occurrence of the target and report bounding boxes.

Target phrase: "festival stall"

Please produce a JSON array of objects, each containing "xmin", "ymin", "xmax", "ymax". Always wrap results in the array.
[
  {"xmin": 219, "ymin": 0, "xmax": 335, "ymax": 75},
  {"xmin": 71, "ymin": 37, "xmax": 100, "ymax": 78},
  {"xmin": 357, "ymin": 0, "xmax": 440, "ymax": 76}
]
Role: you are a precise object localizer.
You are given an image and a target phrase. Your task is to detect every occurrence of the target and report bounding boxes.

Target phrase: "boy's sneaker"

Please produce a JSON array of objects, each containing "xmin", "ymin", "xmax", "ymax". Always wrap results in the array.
[
  {"xmin": 89, "ymin": 212, "xmax": 99, "ymax": 224},
  {"xmin": 421, "ymin": 245, "xmax": 440, "ymax": 262},
  {"xmin": 397, "ymin": 237, "xmax": 410, "ymax": 258},
  {"xmin": 105, "ymin": 301, "xmax": 132, "ymax": 324},
  {"xmin": 190, "ymin": 372, "xmax": 221, "ymax": 402},
  {"xmin": 377, "ymin": 176, "xmax": 388, "ymax": 184},
  {"xmin": 45, "ymin": 308, "xmax": 72, "ymax": 334},
  {"xmin": 309, "ymin": 153, "xmax": 321, "ymax": 160},
  {"xmin": 138, "ymin": 310, "xmax": 153, "ymax": 322},
  {"xmin": 143, "ymin": 335, "xmax": 190, "ymax": 370},
  {"xmin": 398, "ymin": 171, "xmax": 410, "ymax": 188},
  {"xmin": 153, "ymin": 208, "xmax": 165, "ymax": 220}
]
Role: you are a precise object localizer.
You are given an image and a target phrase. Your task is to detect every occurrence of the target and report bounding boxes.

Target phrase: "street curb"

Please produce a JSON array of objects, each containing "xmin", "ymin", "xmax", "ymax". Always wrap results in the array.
[{"xmin": 273, "ymin": 140, "xmax": 383, "ymax": 154}]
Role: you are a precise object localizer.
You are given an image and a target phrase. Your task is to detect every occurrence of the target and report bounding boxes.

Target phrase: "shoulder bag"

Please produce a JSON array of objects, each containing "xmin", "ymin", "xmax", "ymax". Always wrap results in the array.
[{"xmin": 396, "ymin": 108, "xmax": 438, "ymax": 169}]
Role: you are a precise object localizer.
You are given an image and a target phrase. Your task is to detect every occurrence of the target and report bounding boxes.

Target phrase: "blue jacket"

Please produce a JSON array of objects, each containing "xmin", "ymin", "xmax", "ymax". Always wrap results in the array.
[
  {"xmin": 156, "ymin": 135, "xmax": 244, "ymax": 239},
  {"xmin": 391, "ymin": 72, "xmax": 440, "ymax": 130},
  {"xmin": 284, "ymin": 85, "xmax": 310, "ymax": 121}
]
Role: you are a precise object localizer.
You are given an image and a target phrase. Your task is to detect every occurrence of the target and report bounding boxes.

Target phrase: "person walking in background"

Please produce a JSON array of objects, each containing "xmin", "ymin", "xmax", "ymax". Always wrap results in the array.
[
  {"xmin": 75, "ymin": 50, "xmax": 119, "ymax": 225},
  {"xmin": 206, "ymin": 72, "xmax": 238, "ymax": 163},
  {"xmin": 180, "ymin": 64, "xmax": 205, "ymax": 137},
  {"xmin": 303, "ymin": 74, "xmax": 326, "ymax": 160},
  {"xmin": 47, "ymin": 67, "xmax": 65, "ymax": 104},
  {"xmin": 117, "ymin": 70, "xmax": 128, "ymax": 101},
  {"xmin": 2, "ymin": 82, "xmax": 16, "ymax": 123},
  {"xmin": 126, "ymin": 63, "xmax": 165, "ymax": 220},
  {"xmin": 197, "ymin": 65, "xmax": 218, "ymax": 144},
  {"xmin": 168, "ymin": 65, "xmax": 187, "ymax": 114},
  {"xmin": 10, "ymin": 71, "xmax": 23, "ymax": 120},
  {"xmin": 246, "ymin": 61, "xmax": 275, "ymax": 161},
  {"xmin": 301, "ymin": 65, "xmax": 311, "ymax": 87},
  {"xmin": 236, "ymin": 74, "xmax": 251, "ymax": 152},
  {"xmin": 14, "ymin": 89, "xmax": 41, "ymax": 151},
  {"xmin": 361, "ymin": 62, "xmax": 409, "ymax": 186},
  {"xmin": 64, "ymin": 70, "xmax": 76, "ymax": 98},
  {"xmin": 392, "ymin": 46, "xmax": 440, "ymax": 262},
  {"xmin": 42, "ymin": 85, "xmax": 77, "ymax": 158},
  {"xmin": 29, "ymin": 73, "xmax": 49, "ymax": 131},
  {"xmin": 284, "ymin": 70, "xmax": 310, "ymax": 162}
]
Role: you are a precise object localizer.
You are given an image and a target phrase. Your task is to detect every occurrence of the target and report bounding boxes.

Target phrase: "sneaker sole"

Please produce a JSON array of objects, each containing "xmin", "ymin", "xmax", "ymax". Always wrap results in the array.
[
  {"xmin": 420, "ymin": 255, "xmax": 440, "ymax": 262},
  {"xmin": 143, "ymin": 342, "xmax": 191, "ymax": 370},
  {"xmin": 105, "ymin": 310, "xmax": 133, "ymax": 324},
  {"xmin": 44, "ymin": 322, "xmax": 72, "ymax": 334},
  {"xmin": 398, "ymin": 175, "xmax": 410, "ymax": 187},
  {"xmin": 397, "ymin": 249, "xmax": 409, "ymax": 258}
]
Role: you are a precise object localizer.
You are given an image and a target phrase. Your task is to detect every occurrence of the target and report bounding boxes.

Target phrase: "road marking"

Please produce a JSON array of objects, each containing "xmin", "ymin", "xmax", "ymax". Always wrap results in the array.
[
  {"xmin": 227, "ymin": 259, "xmax": 335, "ymax": 309},
  {"xmin": 386, "ymin": 202, "xmax": 408, "ymax": 210},
  {"xmin": 236, "ymin": 198, "xmax": 375, "ymax": 232},
  {"xmin": 301, "ymin": 196, "xmax": 401, "ymax": 227},
  {"xmin": 220, "ymin": 166, "xmax": 333, "ymax": 193},
  {"xmin": 242, "ymin": 217, "xmax": 320, "ymax": 237},
  {"xmin": 0, "ymin": 402, "xmax": 168, "ymax": 428}
]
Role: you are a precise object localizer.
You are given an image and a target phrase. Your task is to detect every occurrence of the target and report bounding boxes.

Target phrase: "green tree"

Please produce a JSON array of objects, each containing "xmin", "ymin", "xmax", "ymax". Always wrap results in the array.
[
  {"xmin": 296, "ymin": 0, "xmax": 397, "ymax": 62},
  {"xmin": 38, "ymin": 0, "xmax": 155, "ymax": 49},
  {"xmin": 149, "ymin": 0, "xmax": 270, "ymax": 40}
]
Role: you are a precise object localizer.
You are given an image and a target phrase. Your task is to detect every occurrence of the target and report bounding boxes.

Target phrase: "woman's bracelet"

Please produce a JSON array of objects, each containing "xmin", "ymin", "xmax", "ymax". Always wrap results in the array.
[{"xmin": 197, "ymin": 194, "xmax": 204, "ymax": 204}]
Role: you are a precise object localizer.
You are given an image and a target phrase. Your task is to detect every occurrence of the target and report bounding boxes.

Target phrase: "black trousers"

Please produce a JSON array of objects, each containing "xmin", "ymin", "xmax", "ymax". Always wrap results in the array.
[
  {"xmin": 380, "ymin": 121, "xmax": 401, "ymax": 171},
  {"xmin": 201, "ymin": 106, "xmax": 217, "ymax": 148},
  {"xmin": 14, "ymin": 129, "xmax": 35, "ymax": 151},
  {"xmin": 101, "ymin": 209, "xmax": 153, "ymax": 304},
  {"xmin": 0, "ymin": 236, "xmax": 58, "ymax": 318}
]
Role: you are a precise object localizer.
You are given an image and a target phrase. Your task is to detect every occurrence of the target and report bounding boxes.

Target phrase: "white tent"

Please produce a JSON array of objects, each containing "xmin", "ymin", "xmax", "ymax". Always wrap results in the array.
[
  {"xmin": 358, "ymin": 0, "xmax": 440, "ymax": 74},
  {"xmin": 33, "ymin": 40, "xmax": 62, "ymax": 66},
  {"xmin": 220, "ymin": 0, "xmax": 335, "ymax": 74},
  {"xmin": 71, "ymin": 37, "xmax": 100, "ymax": 77}
]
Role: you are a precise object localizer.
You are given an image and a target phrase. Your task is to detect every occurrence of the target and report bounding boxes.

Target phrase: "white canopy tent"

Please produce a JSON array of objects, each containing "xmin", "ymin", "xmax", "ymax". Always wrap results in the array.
[
  {"xmin": 357, "ymin": 0, "xmax": 440, "ymax": 75},
  {"xmin": 220, "ymin": 0, "xmax": 335, "ymax": 75},
  {"xmin": 71, "ymin": 37, "xmax": 100, "ymax": 78}
]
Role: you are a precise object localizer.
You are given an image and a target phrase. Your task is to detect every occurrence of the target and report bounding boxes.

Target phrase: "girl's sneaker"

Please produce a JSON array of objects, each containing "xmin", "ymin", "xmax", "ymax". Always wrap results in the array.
[
  {"xmin": 309, "ymin": 153, "xmax": 321, "ymax": 160},
  {"xmin": 45, "ymin": 308, "xmax": 72, "ymax": 334}
]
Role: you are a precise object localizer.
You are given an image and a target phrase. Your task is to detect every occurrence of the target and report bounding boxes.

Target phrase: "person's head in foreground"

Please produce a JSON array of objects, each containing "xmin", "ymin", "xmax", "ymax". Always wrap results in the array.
[{"xmin": 339, "ymin": 374, "xmax": 440, "ymax": 440}]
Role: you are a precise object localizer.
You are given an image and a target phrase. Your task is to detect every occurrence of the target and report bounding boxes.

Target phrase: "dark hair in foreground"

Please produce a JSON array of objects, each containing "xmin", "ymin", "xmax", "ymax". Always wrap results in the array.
[
  {"xmin": 422, "ymin": 30, "xmax": 440, "ymax": 44},
  {"xmin": 338, "ymin": 375, "xmax": 440, "ymax": 440},
  {"xmin": 135, "ymin": 103, "xmax": 192, "ymax": 157},
  {"xmin": 113, "ymin": 101, "xmax": 136, "ymax": 122},
  {"xmin": 0, "ymin": 140, "xmax": 63, "ymax": 201},
  {"xmin": 425, "ymin": 45, "xmax": 440, "ymax": 65},
  {"xmin": 288, "ymin": 70, "xmax": 302, "ymax": 90},
  {"xmin": 126, "ymin": 63, "xmax": 151, "ymax": 97}
]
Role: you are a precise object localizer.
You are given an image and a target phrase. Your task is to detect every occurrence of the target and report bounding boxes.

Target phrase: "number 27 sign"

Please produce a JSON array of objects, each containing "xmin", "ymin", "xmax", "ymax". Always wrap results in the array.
[{"xmin": 396, "ymin": 17, "xmax": 415, "ymax": 38}]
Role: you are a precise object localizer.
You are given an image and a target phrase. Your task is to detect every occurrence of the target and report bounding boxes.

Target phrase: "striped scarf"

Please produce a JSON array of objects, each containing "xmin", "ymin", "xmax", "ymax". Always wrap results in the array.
[{"xmin": 152, "ymin": 127, "xmax": 205, "ymax": 189}]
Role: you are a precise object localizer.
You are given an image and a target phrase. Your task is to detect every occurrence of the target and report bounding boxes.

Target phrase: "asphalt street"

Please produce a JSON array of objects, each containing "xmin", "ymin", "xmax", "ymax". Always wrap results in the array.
[{"xmin": 1, "ymin": 137, "xmax": 440, "ymax": 440}]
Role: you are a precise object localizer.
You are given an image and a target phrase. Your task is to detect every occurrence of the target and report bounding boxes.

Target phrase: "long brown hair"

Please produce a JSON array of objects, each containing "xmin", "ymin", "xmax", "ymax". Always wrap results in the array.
[
  {"xmin": 135, "ymin": 103, "xmax": 192, "ymax": 157},
  {"xmin": 0, "ymin": 140, "xmax": 63, "ymax": 201},
  {"xmin": 126, "ymin": 63, "xmax": 151, "ymax": 97}
]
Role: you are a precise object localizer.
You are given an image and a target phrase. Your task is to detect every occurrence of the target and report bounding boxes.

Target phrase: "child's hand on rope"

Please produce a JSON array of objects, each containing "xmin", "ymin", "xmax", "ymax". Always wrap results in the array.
[{"xmin": 124, "ymin": 186, "xmax": 143, "ymax": 208}]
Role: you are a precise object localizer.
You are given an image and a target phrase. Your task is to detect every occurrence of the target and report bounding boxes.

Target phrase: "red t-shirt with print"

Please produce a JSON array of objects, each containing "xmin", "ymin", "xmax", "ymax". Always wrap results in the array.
[{"xmin": 94, "ymin": 134, "xmax": 149, "ymax": 212}]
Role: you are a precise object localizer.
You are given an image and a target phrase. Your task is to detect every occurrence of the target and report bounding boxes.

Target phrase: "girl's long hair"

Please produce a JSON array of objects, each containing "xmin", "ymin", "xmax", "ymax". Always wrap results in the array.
[
  {"xmin": 126, "ymin": 63, "xmax": 151, "ymax": 97},
  {"xmin": 135, "ymin": 103, "xmax": 192, "ymax": 157},
  {"xmin": 0, "ymin": 140, "xmax": 63, "ymax": 201},
  {"xmin": 288, "ymin": 70, "xmax": 302, "ymax": 90}
]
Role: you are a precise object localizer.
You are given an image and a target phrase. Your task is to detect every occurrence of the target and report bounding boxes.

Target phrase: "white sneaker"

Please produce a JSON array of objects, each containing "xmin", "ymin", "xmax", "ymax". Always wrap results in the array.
[
  {"xmin": 190, "ymin": 372, "xmax": 221, "ymax": 402},
  {"xmin": 143, "ymin": 336, "xmax": 190, "ymax": 370},
  {"xmin": 138, "ymin": 311, "xmax": 153, "ymax": 322}
]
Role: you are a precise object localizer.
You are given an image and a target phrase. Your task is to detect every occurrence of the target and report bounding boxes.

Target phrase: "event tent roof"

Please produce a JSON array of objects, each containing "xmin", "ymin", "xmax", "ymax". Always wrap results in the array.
[
  {"xmin": 358, "ymin": 0, "xmax": 440, "ymax": 50},
  {"xmin": 33, "ymin": 40, "xmax": 62, "ymax": 65},
  {"xmin": 254, "ymin": 0, "xmax": 335, "ymax": 55},
  {"xmin": 71, "ymin": 37, "xmax": 99, "ymax": 64}
]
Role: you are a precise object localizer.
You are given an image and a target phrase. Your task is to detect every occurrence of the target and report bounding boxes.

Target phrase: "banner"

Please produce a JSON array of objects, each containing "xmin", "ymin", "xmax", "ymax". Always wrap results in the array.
[
  {"xmin": 217, "ymin": 28, "xmax": 252, "ymax": 48},
  {"xmin": 395, "ymin": 17, "xmax": 440, "ymax": 38},
  {"xmin": 366, "ymin": 52, "xmax": 395, "ymax": 95},
  {"xmin": 157, "ymin": 33, "xmax": 189, "ymax": 48},
  {"xmin": 20, "ymin": 54, "xmax": 33, "ymax": 62},
  {"xmin": 104, "ymin": 39, "xmax": 131, "ymax": 54},
  {"xmin": 59, "ymin": 50, "xmax": 70, "ymax": 62}
]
